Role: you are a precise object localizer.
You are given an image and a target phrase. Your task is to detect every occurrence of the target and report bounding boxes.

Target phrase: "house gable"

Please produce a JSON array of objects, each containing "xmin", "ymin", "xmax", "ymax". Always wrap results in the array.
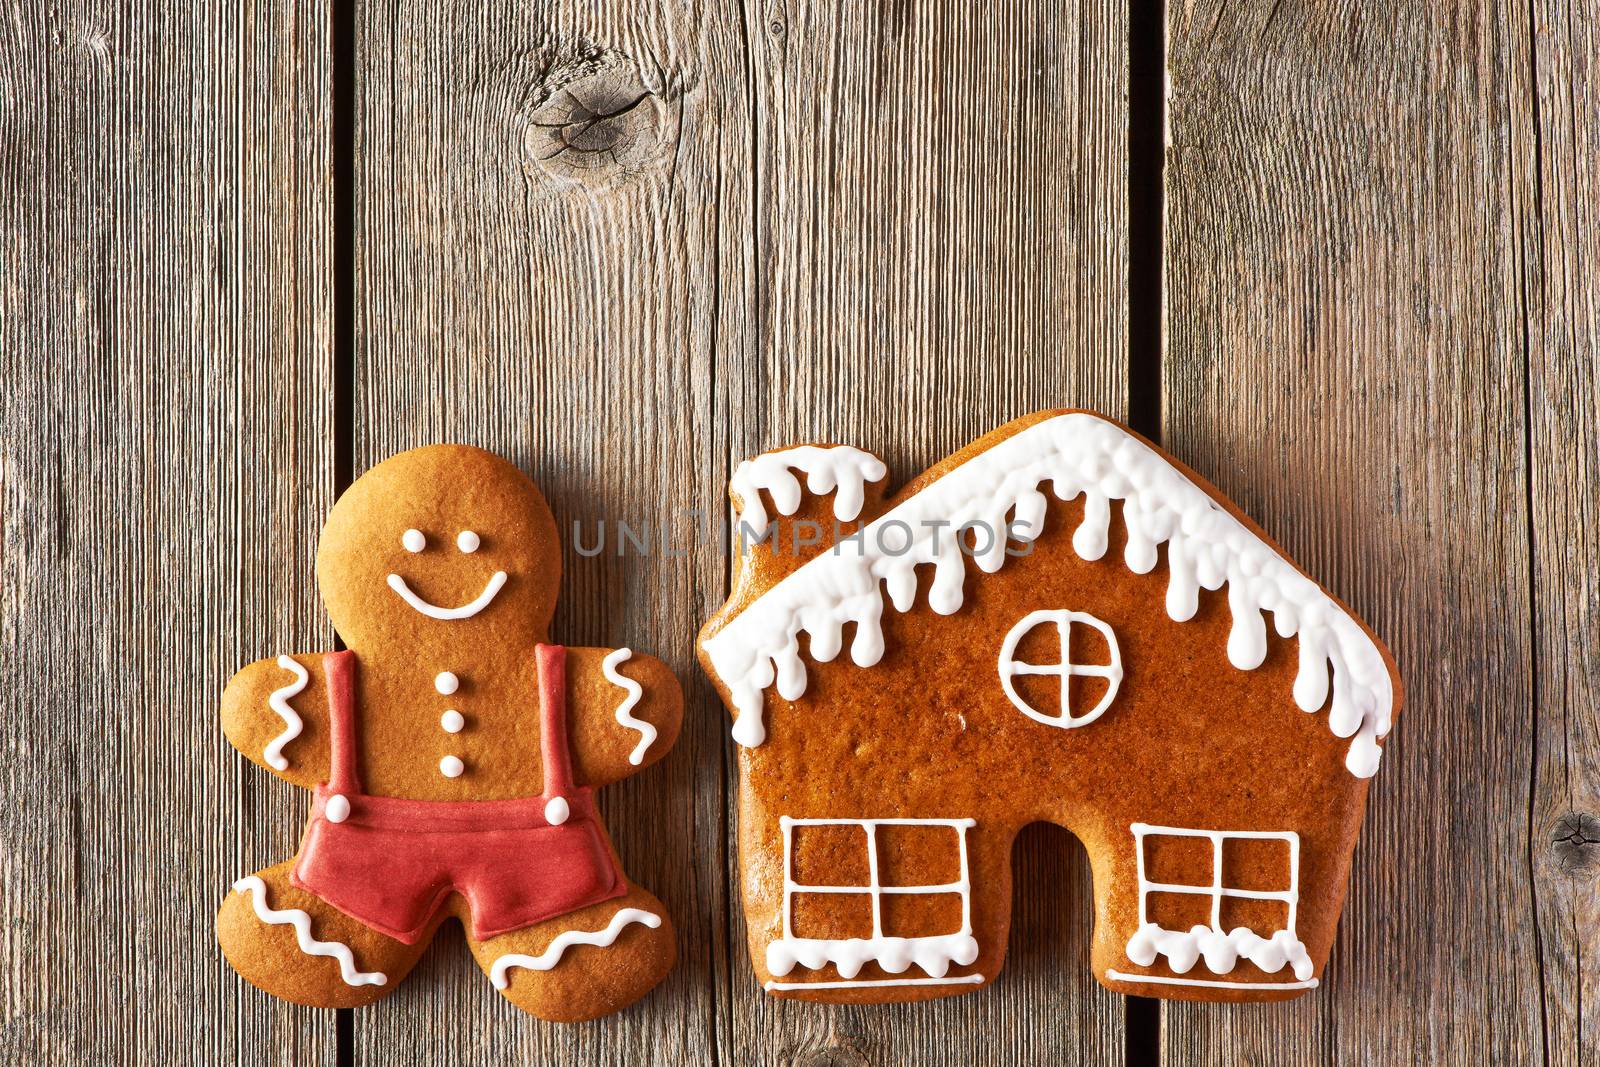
[{"xmin": 702, "ymin": 411, "xmax": 1397, "ymax": 777}]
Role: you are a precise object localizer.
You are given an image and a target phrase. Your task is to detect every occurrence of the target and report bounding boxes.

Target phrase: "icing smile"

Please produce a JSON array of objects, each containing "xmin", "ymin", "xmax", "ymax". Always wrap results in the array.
[{"xmin": 386, "ymin": 571, "xmax": 508, "ymax": 620}]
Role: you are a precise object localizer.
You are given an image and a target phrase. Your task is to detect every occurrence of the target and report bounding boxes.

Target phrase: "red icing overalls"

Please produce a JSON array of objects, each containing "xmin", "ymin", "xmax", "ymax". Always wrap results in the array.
[{"xmin": 292, "ymin": 644, "xmax": 627, "ymax": 944}]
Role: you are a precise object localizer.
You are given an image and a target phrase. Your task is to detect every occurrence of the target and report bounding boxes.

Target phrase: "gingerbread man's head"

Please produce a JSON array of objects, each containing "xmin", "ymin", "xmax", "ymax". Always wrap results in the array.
[{"xmin": 316, "ymin": 445, "xmax": 562, "ymax": 655}]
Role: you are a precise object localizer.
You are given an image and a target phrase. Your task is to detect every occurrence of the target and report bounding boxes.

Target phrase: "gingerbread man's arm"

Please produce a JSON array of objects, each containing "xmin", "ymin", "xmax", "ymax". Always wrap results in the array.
[
  {"xmin": 564, "ymin": 647, "xmax": 683, "ymax": 789},
  {"xmin": 220, "ymin": 653, "xmax": 332, "ymax": 790}
]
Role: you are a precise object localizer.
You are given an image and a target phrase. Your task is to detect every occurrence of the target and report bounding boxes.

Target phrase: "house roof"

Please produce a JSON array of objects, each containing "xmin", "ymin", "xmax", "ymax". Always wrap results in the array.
[{"xmin": 703, "ymin": 412, "xmax": 1396, "ymax": 778}]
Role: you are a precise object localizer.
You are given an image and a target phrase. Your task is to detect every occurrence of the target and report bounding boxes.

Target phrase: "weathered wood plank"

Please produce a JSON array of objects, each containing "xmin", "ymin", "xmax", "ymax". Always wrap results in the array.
[
  {"xmin": 1525, "ymin": 1, "xmax": 1600, "ymax": 1061},
  {"xmin": 348, "ymin": 2, "xmax": 743, "ymax": 1061},
  {"xmin": 349, "ymin": 0, "xmax": 1128, "ymax": 1061},
  {"xmin": 725, "ymin": 2, "xmax": 1128, "ymax": 1063},
  {"xmin": 230, "ymin": 1, "xmax": 338, "ymax": 1057},
  {"xmin": 0, "ymin": 1, "xmax": 335, "ymax": 1062},
  {"xmin": 1162, "ymin": 1, "xmax": 1543, "ymax": 1061}
]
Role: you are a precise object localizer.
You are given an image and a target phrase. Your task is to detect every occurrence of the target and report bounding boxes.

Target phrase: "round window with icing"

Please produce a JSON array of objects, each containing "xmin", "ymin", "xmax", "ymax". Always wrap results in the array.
[{"xmin": 997, "ymin": 609, "xmax": 1124, "ymax": 728}]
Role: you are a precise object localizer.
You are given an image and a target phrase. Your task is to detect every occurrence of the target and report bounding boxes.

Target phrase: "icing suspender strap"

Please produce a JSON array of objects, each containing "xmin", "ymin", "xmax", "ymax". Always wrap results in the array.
[
  {"xmin": 536, "ymin": 643, "xmax": 575, "ymax": 799},
  {"xmin": 323, "ymin": 651, "xmax": 361, "ymax": 795}
]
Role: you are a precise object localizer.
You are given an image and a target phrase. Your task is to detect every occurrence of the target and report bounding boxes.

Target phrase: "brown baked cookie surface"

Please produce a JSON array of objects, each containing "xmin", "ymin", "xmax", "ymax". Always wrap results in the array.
[
  {"xmin": 697, "ymin": 410, "xmax": 1400, "ymax": 1004},
  {"xmin": 217, "ymin": 445, "xmax": 682, "ymax": 1020}
]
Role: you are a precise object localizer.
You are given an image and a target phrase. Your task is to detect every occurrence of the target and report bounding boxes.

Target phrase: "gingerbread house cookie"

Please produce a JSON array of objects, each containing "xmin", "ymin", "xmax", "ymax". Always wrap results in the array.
[
  {"xmin": 217, "ymin": 445, "xmax": 682, "ymax": 1021},
  {"xmin": 697, "ymin": 410, "xmax": 1400, "ymax": 1002}
]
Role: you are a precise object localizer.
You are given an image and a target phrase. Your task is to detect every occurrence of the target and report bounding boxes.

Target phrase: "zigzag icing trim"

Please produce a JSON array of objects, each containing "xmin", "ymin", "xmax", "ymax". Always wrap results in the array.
[
  {"xmin": 602, "ymin": 648, "xmax": 656, "ymax": 765},
  {"xmin": 489, "ymin": 909, "xmax": 662, "ymax": 990},
  {"xmin": 232, "ymin": 875, "xmax": 386, "ymax": 987},
  {"xmin": 264, "ymin": 656, "xmax": 308, "ymax": 771}
]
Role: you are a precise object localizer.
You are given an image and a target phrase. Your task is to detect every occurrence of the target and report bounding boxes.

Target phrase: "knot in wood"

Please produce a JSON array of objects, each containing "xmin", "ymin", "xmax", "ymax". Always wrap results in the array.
[
  {"xmin": 1551, "ymin": 811, "xmax": 1600, "ymax": 873},
  {"xmin": 793, "ymin": 1044, "xmax": 869, "ymax": 1067},
  {"xmin": 525, "ymin": 51, "xmax": 669, "ymax": 188}
]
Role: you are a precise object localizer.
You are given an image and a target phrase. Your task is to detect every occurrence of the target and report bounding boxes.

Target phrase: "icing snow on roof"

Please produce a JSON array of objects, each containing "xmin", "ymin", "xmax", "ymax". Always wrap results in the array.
[
  {"xmin": 703, "ymin": 413, "xmax": 1396, "ymax": 778},
  {"xmin": 728, "ymin": 445, "xmax": 887, "ymax": 537}
]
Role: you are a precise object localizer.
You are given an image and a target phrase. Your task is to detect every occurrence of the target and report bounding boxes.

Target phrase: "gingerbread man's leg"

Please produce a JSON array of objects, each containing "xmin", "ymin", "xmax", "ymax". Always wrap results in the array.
[
  {"xmin": 466, "ymin": 882, "xmax": 676, "ymax": 1022},
  {"xmin": 217, "ymin": 858, "xmax": 429, "ymax": 1008}
]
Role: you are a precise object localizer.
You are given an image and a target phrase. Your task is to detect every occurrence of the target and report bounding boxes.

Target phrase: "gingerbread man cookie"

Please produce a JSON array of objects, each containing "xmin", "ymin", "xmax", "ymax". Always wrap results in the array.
[
  {"xmin": 217, "ymin": 445, "xmax": 682, "ymax": 1021},
  {"xmin": 698, "ymin": 410, "xmax": 1400, "ymax": 1003}
]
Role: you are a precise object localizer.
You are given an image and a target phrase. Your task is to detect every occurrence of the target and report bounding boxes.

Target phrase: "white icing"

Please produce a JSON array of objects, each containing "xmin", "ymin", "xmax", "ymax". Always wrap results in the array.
[
  {"xmin": 325, "ymin": 794, "xmax": 351, "ymax": 823},
  {"xmin": 602, "ymin": 648, "xmax": 656, "ymax": 765},
  {"xmin": 997, "ymin": 609, "xmax": 1123, "ymax": 728},
  {"xmin": 232, "ymin": 875, "xmax": 386, "ymax": 987},
  {"xmin": 765, "ymin": 975, "xmax": 984, "ymax": 991},
  {"xmin": 457, "ymin": 530, "xmax": 480, "ymax": 553},
  {"xmin": 543, "ymin": 796, "xmax": 570, "ymax": 825},
  {"xmin": 434, "ymin": 671, "xmax": 459, "ymax": 695},
  {"xmin": 264, "ymin": 655, "xmax": 308, "ymax": 771},
  {"xmin": 1124, "ymin": 823, "xmax": 1314, "ymax": 981},
  {"xmin": 441, "ymin": 710, "xmax": 465, "ymax": 733},
  {"xmin": 730, "ymin": 445, "xmax": 888, "ymax": 539},
  {"xmin": 387, "ymin": 570, "xmax": 507, "ymax": 620},
  {"xmin": 402, "ymin": 528, "xmax": 426, "ymax": 553},
  {"xmin": 1126, "ymin": 923, "xmax": 1312, "ymax": 980},
  {"xmin": 489, "ymin": 909, "xmax": 663, "ymax": 989},
  {"xmin": 703, "ymin": 413, "xmax": 1393, "ymax": 777},
  {"xmin": 768, "ymin": 817, "xmax": 980, "ymax": 981},
  {"xmin": 439, "ymin": 755, "xmax": 465, "ymax": 778},
  {"xmin": 768, "ymin": 933, "xmax": 980, "ymax": 981},
  {"xmin": 1105, "ymin": 969, "xmax": 1318, "ymax": 991}
]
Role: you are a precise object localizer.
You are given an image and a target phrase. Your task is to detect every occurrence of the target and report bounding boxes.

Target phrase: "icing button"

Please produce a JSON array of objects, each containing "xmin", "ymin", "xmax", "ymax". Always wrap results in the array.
[
  {"xmin": 439, "ymin": 755, "xmax": 465, "ymax": 779},
  {"xmin": 544, "ymin": 796, "xmax": 570, "ymax": 825},
  {"xmin": 434, "ymin": 671, "xmax": 460, "ymax": 695},
  {"xmin": 441, "ymin": 709, "xmax": 465, "ymax": 734},
  {"xmin": 325, "ymin": 794, "xmax": 351, "ymax": 823}
]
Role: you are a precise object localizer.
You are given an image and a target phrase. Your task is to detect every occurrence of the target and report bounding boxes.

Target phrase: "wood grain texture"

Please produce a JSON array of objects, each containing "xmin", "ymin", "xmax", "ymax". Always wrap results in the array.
[
  {"xmin": 1, "ymin": 1, "xmax": 335, "ymax": 1063},
  {"xmin": 1161, "ymin": 1, "xmax": 1550, "ymax": 1061},
  {"xmin": 1525, "ymin": 1, "xmax": 1600, "ymax": 1061},
  {"xmin": 348, "ymin": 1, "xmax": 741, "ymax": 1062},
  {"xmin": 725, "ymin": 2, "xmax": 1128, "ymax": 1064},
  {"xmin": 347, "ymin": 0, "xmax": 1127, "ymax": 1061}
]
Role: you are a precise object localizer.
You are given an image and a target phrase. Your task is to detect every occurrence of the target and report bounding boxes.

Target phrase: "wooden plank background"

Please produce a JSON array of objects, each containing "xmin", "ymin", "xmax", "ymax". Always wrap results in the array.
[
  {"xmin": 2, "ymin": 2, "xmax": 336, "ymax": 1064},
  {"xmin": 1, "ymin": 0, "xmax": 1592, "ymax": 1063},
  {"xmin": 1161, "ymin": 2, "xmax": 1594, "ymax": 1063}
]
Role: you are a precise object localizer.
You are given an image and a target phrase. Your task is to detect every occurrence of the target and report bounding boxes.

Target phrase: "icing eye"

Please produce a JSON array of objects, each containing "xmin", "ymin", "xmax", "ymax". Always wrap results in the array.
[
  {"xmin": 457, "ymin": 530, "xmax": 481, "ymax": 553},
  {"xmin": 402, "ymin": 529, "xmax": 426, "ymax": 553}
]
